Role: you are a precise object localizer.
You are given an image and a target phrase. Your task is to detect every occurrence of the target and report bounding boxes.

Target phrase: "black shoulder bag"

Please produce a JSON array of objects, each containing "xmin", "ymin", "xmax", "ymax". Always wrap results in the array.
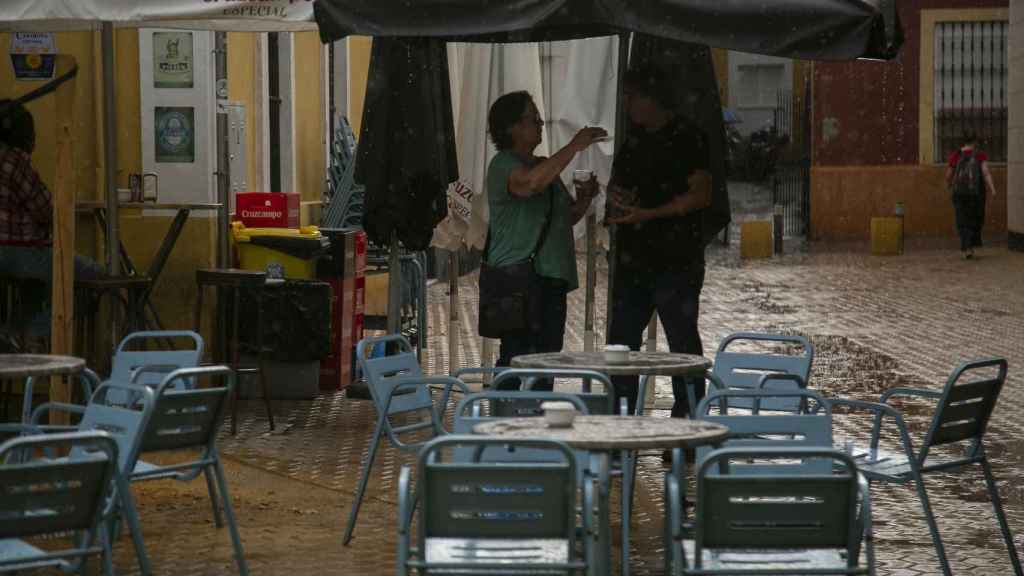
[{"xmin": 477, "ymin": 190, "xmax": 553, "ymax": 338}]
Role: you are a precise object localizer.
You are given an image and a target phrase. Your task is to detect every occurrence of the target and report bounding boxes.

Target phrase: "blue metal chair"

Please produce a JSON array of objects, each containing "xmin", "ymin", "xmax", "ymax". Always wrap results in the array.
[
  {"xmin": 33, "ymin": 367, "xmax": 245, "ymax": 574},
  {"xmin": 22, "ymin": 382, "xmax": 158, "ymax": 575},
  {"xmin": 16, "ymin": 367, "xmax": 99, "ymax": 425},
  {"xmin": 123, "ymin": 366, "xmax": 248, "ymax": 575},
  {"xmin": 691, "ymin": 389, "xmax": 834, "ymax": 475},
  {"xmin": 106, "ymin": 330, "xmax": 203, "ymax": 390},
  {"xmin": 480, "ymin": 369, "xmax": 643, "ymax": 574},
  {"xmin": 830, "ymin": 357, "xmax": 1021, "ymax": 576},
  {"xmin": 665, "ymin": 447, "xmax": 874, "ymax": 576},
  {"xmin": 0, "ymin": 430, "xmax": 146, "ymax": 576},
  {"xmin": 397, "ymin": 435, "xmax": 595, "ymax": 575},
  {"xmin": 343, "ymin": 334, "xmax": 470, "ymax": 545},
  {"xmin": 711, "ymin": 332, "xmax": 814, "ymax": 413}
]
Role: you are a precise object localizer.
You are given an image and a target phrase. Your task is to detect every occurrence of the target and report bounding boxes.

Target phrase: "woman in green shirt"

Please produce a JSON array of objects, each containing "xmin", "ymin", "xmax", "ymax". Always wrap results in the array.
[{"xmin": 483, "ymin": 91, "xmax": 606, "ymax": 390}]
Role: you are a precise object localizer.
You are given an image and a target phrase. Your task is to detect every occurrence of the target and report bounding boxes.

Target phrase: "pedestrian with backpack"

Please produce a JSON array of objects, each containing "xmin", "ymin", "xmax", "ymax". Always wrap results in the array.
[{"xmin": 946, "ymin": 132, "xmax": 997, "ymax": 259}]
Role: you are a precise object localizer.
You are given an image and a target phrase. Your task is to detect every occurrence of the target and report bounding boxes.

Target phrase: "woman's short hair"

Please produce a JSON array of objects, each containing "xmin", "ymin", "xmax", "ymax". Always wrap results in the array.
[
  {"xmin": 622, "ymin": 66, "xmax": 676, "ymax": 110},
  {"xmin": 0, "ymin": 99, "xmax": 35, "ymax": 153},
  {"xmin": 487, "ymin": 91, "xmax": 533, "ymax": 150}
]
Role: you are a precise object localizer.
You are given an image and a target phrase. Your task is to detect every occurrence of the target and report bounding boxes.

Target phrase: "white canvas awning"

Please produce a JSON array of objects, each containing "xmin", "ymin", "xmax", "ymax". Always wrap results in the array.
[{"xmin": 0, "ymin": 0, "xmax": 317, "ymax": 32}]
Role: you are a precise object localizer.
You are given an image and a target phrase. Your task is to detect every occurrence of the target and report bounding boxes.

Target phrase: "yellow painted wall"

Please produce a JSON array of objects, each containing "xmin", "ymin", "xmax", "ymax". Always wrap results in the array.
[
  {"xmin": 810, "ymin": 165, "xmax": 1007, "ymax": 241},
  {"xmin": 3, "ymin": 30, "xmax": 334, "ymax": 341},
  {"xmin": 1, "ymin": 33, "xmax": 100, "ymax": 212},
  {"xmin": 294, "ymin": 31, "xmax": 325, "ymax": 202},
  {"xmin": 347, "ymin": 36, "xmax": 372, "ymax": 138},
  {"xmin": 711, "ymin": 48, "xmax": 728, "ymax": 107},
  {"xmin": 228, "ymin": 32, "xmax": 261, "ymax": 191}
]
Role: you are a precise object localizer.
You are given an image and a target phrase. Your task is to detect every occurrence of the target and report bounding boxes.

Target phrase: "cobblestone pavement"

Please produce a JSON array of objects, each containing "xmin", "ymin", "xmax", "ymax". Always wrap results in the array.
[{"xmin": 94, "ymin": 241, "xmax": 1024, "ymax": 575}]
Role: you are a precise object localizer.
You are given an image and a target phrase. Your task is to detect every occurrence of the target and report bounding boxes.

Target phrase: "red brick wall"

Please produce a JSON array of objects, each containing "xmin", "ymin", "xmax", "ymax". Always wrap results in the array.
[{"xmin": 812, "ymin": 0, "xmax": 1008, "ymax": 166}]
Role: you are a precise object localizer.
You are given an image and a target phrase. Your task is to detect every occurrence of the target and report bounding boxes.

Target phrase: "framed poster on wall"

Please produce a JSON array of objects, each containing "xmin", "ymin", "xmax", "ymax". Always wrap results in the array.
[
  {"xmin": 153, "ymin": 31, "xmax": 194, "ymax": 88},
  {"xmin": 154, "ymin": 106, "xmax": 195, "ymax": 163}
]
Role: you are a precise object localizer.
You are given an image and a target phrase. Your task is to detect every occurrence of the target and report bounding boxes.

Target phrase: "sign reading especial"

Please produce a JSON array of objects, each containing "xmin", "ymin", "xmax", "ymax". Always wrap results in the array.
[
  {"xmin": 0, "ymin": 0, "xmax": 318, "ymax": 28},
  {"xmin": 200, "ymin": 0, "xmax": 314, "ymax": 19}
]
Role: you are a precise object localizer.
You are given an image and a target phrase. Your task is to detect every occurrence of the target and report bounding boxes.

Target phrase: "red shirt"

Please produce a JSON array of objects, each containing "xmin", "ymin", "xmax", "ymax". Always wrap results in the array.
[
  {"xmin": 947, "ymin": 147, "xmax": 988, "ymax": 168},
  {"xmin": 0, "ymin": 143, "xmax": 52, "ymax": 246}
]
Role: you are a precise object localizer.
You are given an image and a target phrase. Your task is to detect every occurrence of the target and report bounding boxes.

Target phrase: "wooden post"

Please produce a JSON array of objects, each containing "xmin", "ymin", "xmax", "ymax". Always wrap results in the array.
[{"xmin": 50, "ymin": 54, "xmax": 78, "ymax": 420}]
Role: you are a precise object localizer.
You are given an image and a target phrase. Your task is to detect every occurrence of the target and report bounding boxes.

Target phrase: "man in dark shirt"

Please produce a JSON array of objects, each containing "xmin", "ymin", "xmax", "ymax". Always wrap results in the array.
[{"xmin": 606, "ymin": 66, "xmax": 713, "ymax": 425}]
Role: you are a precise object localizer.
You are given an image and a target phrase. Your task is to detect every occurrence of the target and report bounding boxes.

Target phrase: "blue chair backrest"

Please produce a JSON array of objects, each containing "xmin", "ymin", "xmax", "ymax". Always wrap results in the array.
[
  {"xmin": 712, "ymin": 332, "xmax": 813, "ymax": 412},
  {"xmin": 138, "ymin": 367, "xmax": 233, "ymax": 455},
  {"xmin": 490, "ymin": 369, "xmax": 616, "ymax": 415},
  {"xmin": 0, "ymin": 431, "xmax": 118, "ymax": 540},
  {"xmin": 695, "ymin": 389, "xmax": 833, "ymax": 474},
  {"xmin": 920, "ymin": 357, "xmax": 1007, "ymax": 461},
  {"xmin": 356, "ymin": 334, "xmax": 433, "ymax": 416},
  {"xmin": 694, "ymin": 447, "xmax": 865, "ymax": 561},
  {"xmin": 419, "ymin": 436, "xmax": 577, "ymax": 543},
  {"xmin": 453, "ymin": 391, "xmax": 590, "ymax": 467},
  {"xmin": 76, "ymin": 383, "xmax": 156, "ymax": 473},
  {"xmin": 105, "ymin": 331, "xmax": 204, "ymax": 404}
]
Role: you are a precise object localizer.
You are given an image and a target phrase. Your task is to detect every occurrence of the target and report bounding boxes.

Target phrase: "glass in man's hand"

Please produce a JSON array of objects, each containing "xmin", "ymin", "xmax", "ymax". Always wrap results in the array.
[
  {"xmin": 606, "ymin": 183, "xmax": 638, "ymax": 220},
  {"xmin": 573, "ymin": 169, "xmax": 598, "ymax": 201},
  {"xmin": 573, "ymin": 169, "xmax": 594, "ymax": 185}
]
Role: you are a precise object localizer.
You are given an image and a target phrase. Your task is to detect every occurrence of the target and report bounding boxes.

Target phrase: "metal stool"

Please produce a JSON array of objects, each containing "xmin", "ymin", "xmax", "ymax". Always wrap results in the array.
[
  {"xmin": 74, "ymin": 276, "xmax": 151, "ymax": 373},
  {"xmin": 194, "ymin": 268, "xmax": 275, "ymax": 434}
]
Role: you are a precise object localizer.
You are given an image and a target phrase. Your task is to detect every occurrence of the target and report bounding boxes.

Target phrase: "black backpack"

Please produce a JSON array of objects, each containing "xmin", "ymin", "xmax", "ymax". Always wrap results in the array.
[{"xmin": 951, "ymin": 151, "xmax": 982, "ymax": 197}]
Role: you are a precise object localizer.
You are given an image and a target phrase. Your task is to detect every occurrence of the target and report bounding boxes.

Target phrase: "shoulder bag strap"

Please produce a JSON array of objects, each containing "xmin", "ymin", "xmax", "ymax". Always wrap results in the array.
[{"xmin": 483, "ymin": 183, "xmax": 555, "ymax": 263}]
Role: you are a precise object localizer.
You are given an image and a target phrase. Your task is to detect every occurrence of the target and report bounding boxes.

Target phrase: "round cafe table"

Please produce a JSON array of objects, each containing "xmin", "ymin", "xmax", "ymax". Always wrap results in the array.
[
  {"xmin": 475, "ymin": 415, "xmax": 729, "ymax": 576},
  {"xmin": 0, "ymin": 354, "xmax": 86, "ymax": 424},
  {"xmin": 510, "ymin": 351, "xmax": 711, "ymax": 415}
]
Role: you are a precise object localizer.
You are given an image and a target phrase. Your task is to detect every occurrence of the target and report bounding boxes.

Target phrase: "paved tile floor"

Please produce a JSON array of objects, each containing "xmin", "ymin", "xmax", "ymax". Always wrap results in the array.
[{"xmin": 93, "ymin": 240, "xmax": 1024, "ymax": 575}]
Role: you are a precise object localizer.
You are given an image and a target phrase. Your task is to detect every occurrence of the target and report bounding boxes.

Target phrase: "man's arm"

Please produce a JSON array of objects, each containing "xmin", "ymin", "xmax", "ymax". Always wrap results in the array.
[
  {"xmin": 606, "ymin": 169, "xmax": 712, "ymax": 225},
  {"xmin": 981, "ymin": 161, "xmax": 997, "ymax": 197}
]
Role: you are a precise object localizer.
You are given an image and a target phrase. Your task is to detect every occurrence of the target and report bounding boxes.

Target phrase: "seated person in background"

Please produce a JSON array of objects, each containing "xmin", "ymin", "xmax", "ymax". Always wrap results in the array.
[{"xmin": 0, "ymin": 99, "xmax": 104, "ymax": 349}]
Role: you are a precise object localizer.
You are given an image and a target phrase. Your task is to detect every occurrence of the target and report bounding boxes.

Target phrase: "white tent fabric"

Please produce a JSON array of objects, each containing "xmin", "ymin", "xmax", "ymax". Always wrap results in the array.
[
  {"xmin": 435, "ymin": 37, "xmax": 619, "ymax": 252},
  {"xmin": 0, "ymin": 0, "xmax": 317, "ymax": 31}
]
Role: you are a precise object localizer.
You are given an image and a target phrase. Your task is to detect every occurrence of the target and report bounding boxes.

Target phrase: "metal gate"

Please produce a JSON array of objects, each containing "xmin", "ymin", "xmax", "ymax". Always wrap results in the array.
[{"xmin": 771, "ymin": 79, "xmax": 812, "ymax": 237}]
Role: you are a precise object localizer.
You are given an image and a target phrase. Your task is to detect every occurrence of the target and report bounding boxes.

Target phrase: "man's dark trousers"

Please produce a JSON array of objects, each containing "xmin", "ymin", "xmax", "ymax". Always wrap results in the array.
[{"xmin": 608, "ymin": 267, "xmax": 705, "ymax": 417}]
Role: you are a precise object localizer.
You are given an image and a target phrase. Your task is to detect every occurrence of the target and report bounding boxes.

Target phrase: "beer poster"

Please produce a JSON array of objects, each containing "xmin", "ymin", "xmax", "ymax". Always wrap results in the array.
[
  {"xmin": 153, "ymin": 31, "xmax": 193, "ymax": 88},
  {"xmin": 154, "ymin": 107, "xmax": 196, "ymax": 163}
]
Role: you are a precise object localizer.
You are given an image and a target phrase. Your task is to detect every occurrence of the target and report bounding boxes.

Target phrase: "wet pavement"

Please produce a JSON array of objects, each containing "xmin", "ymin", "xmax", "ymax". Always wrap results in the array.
[{"xmin": 94, "ymin": 240, "xmax": 1024, "ymax": 575}]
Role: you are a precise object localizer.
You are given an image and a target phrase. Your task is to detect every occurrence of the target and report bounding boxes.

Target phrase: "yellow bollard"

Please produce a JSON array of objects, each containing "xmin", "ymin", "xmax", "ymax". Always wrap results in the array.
[
  {"xmin": 740, "ymin": 221, "xmax": 773, "ymax": 259},
  {"xmin": 870, "ymin": 217, "xmax": 904, "ymax": 255}
]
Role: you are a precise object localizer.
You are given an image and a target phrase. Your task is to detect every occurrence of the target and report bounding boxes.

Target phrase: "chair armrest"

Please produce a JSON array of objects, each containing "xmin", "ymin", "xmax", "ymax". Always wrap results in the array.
[
  {"xmin": 828, "ymin": 398, "xmax": 918, "ymax": 463},
  {"xmin": 453, "ymin": 367, "xmax": 506, "ymax": 388},
  {"xmin": 665, "ymin": 473, "xmax": 684, "ymax": 540},
  {"xmin": 854, "ymin": 473, "xmax": 874, "ymax": 564},
  {"xmin": 582, "ymin": 473, "xmax": 598, "ymax": 548},
  {"xmin": 381, "ymin": 376, "xmax": 470, "ymax": 435},
  {"xmin": 705, "ymin": 371, "xmax": 727, "ymax": 391},
  {"xmin": 130, "ymin": 364, "xmax": 182, "ymax": 385},
  {"xmin": 30, "ymin": 402, "xmax": 87, "ymax": 425},
  {"xmin": 397, "ymin": 465, "xmax": 414, "ymax": 536},
  {"xmin": 880, "ymin": 387, "xmax": 942, "ymax": 403},
  {"xmin": 21, "ymin": 370, "xmax": 98, "ymax": 423}
]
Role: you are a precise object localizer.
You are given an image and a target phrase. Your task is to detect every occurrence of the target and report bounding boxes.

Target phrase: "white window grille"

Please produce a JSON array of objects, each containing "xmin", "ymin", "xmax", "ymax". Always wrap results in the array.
[{"xmin": 934, "ymin": 20, "xmax": 1008, "ymax": 162}]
